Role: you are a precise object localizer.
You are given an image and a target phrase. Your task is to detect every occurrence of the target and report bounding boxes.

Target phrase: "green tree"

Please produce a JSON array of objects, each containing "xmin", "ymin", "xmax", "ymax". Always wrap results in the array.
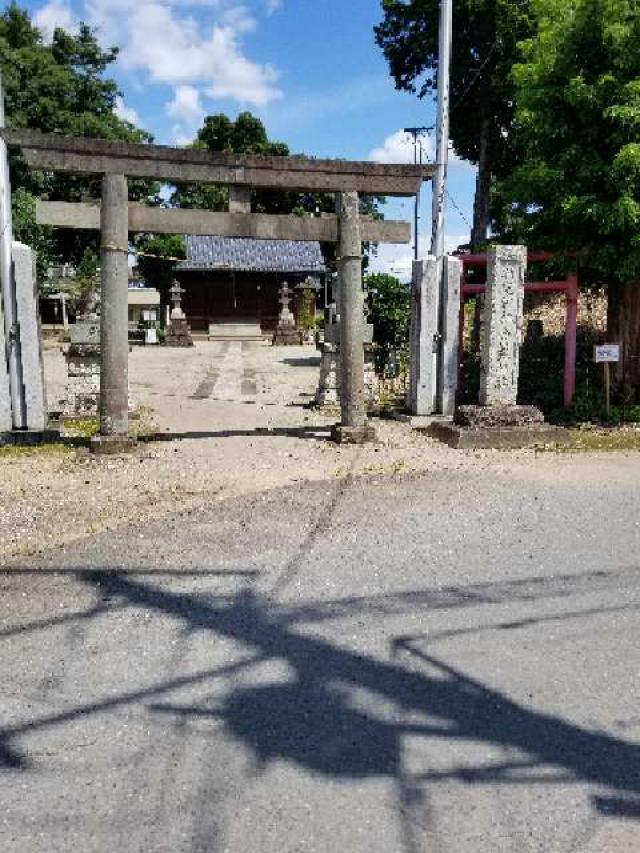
[
  {"xmin": 172, "ymin": 111, "xmax": 321, "ymax": 216},
  {"xmin": 0, "ymin": 3, "xmax": 153, "ymax": 272},
  {"xmin": 375, "ymin": 0, "xmax": 533, "ymax": 248},
  {"xmin": 135, "ymin": 234, "xmax": 186, "ymax": 313},
  {"xmin": 365, "ymin": 272, "xmax": 410, "ymax": 372},
  {"xmin": 497, "ymin": 0, "xmax": 640, "ymax": 399}
]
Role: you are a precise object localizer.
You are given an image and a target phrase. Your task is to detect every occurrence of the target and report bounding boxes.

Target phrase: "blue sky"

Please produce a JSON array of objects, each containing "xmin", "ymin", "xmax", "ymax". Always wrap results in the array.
[{"xmin": 24, "ymin": 0, "xmax": 476, "ymax": 277}]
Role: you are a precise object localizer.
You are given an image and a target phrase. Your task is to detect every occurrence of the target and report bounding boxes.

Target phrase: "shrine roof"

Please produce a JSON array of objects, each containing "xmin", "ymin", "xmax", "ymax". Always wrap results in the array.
[{"xmin": 177, "ymin": 236, "xmax": 326, "ymax": 274}]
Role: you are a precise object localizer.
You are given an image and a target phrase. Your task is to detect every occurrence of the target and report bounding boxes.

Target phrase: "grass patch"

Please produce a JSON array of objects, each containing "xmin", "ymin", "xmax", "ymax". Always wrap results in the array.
[
  {"xmin": 0, "ymin": 442, "xmax": 72, "ymax": 458},
  {"xmin": 62, "ymin": 417, "xmax": 100, "ymax": 438},
  {"xmin": 561, "ymin": 426, "xmax": 640, "ymax": 452}
]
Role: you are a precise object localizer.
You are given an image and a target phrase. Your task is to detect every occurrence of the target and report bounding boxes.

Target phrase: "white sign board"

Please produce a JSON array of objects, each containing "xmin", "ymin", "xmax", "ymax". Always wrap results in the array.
[
  {"xmin": 145, "ymin": 328, "xmax": 158, "ymax": 345},
  {"xmin": 594, "ymin": 344, "xmax": 620, "ymax": 363}
]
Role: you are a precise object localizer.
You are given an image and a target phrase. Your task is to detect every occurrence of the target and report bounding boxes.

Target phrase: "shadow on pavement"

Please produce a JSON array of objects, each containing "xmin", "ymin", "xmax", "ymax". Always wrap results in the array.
[{"xmin": 2, "ymin": 566, "xmax": 639, "ymax": 844}]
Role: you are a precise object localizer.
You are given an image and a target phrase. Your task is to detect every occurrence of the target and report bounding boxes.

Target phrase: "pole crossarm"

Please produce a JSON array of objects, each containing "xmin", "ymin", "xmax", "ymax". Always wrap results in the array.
[
  {"xmin": 36, "ymin": 200, "xmax": 412, "ymax": 244},
  {"xmin": 2, "ymin": 129, "xmax": 433, "ymax": 196}
]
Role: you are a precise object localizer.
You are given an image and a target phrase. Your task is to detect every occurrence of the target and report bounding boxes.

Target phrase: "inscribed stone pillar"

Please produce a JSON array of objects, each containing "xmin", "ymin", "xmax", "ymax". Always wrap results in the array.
[
  {"xmin": 479, "ymin": 245, "xmax": 526, "ymax": 406},
  {"xmin": 407, "ymin": 256, "xmax": 438, "ymax": 416},
  {"xmin": 99, "ymin": 173, "xmax": 130, "ymax": 438},
  {"xmin": 12, "ymin": 242, "xmax": 47, "ymax": 430}
]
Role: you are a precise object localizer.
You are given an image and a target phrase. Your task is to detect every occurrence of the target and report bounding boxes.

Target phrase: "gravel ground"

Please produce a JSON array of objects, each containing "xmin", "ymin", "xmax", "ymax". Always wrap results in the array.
[{"xmin": 0, "ymin": 339, "xmax": 636, "ymax": 561}]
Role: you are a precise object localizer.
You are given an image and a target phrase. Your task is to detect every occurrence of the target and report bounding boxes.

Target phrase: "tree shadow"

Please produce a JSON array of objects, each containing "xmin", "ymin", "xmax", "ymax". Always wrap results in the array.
[{"xmin": 2, "ymin": 567, "xmax": 639, "ymax": 848}]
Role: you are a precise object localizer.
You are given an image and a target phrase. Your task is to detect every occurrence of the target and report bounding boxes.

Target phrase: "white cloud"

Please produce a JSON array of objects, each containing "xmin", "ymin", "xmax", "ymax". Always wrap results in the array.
[
  {"xmin": 166, "ymin": 85, "xmax": 205, "ymax": 127},
  {"xmin": 369, "ymin": 232, "xmax": 470, "ymax": 282},
  {"xmin": 34, "ymin": 0, "xmax": 77, "ymax": 42},
  {"xmin": 265, "ymin": 0, "xmax": 281, "ymax": 14},
  {"xmin": 370, "ymin": 129, "xmax": 434, "ymax": 165},
  {"xmin": 369, "ymin": 128, "xmax": 471, "ymax": 168},
  {"xmin": 83, "ymin": 0, "xmax": 281, "ymax": 107},
  {"xmin": 114, "ymin": 96, "xmax": 141, "ymax": 126}
]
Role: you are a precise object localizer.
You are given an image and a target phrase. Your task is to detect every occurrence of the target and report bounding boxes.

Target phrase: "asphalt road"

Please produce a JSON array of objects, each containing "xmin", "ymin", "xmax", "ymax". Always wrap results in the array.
[{"xmin": 1, "ymin": 456, "xmax": 639, "ymax": 852}]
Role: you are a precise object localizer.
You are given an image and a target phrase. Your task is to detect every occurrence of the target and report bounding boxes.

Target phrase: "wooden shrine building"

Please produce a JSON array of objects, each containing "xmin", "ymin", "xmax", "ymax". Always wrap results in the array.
[{"xmin": 175, "ymin": 235, "xmax": 326, "ymax": 336}]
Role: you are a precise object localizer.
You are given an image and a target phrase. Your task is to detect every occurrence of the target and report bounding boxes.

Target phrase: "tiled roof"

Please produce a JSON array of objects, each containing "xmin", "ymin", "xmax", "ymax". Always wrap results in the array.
[{"xmin": 177, "ymin": 236, "xmax": 326, "ymax": 273}]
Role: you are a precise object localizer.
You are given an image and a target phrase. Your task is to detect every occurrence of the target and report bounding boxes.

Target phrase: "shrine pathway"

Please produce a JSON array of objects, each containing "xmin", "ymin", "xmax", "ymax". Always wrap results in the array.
[{"xmin": 1, "ymin": 454, "xmax": 640, "ymax": 852}]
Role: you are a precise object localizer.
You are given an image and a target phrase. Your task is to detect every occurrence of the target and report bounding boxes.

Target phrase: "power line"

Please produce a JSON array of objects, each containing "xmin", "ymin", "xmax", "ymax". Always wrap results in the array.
[
  {"xmin": 446, "ymin": 190, "xmax": 472, "ymax": 230},
  {"xmin": 451, "ymin": 40, "xmax": 498, "ymax": 114}
]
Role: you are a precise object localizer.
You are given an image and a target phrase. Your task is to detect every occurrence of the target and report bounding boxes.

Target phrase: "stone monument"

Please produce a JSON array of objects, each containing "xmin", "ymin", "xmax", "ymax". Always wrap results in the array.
[
  {"xmin": 314, "ymin": 277, "xmax": 377, "ymax": 408},
  {"xmin": 428, "ymin": 245, "xmax": 566, "ymax": 448},
  {"xmin": 273, "ymin": 281, "xmax": 301, "ymax": 345},
  {"xmin": 164, "ymin": 280, "xmax": 193, "ymax": 347},
  {"xmin": 64, "ymin": 317, "xmax": 101, "ymax": 417}
]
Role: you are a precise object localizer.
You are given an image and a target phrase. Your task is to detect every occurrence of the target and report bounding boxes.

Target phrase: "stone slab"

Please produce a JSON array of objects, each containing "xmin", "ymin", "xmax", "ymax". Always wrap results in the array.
[
  {"xmin": 208, "ymin": 322, "xmax": 262, "ymax": 341},
  {"xmin": 0, "ymin": 284, "xmax": 11, "ymax": 431},
  {"xmin": 439, "ymin": 256, "xmax": 462, "ymax": 417},
  {"xmin": 407, "ymin": 256, "xmax": 438, "ymax": 416},
  {"xmin": 331, "ymin": 423, "xmax": 377, "ymax": 445},
  {"xmin": 455, "ymin": 404, "xmax": 545, "ymax": 428},
  {"xmin": 427, "ymin": 421, "xmax": 569, "ymax": 450},
  {"xmin": 90, "ymin": 434, "xmax": 137, "ymax": 455},
  {"xmin": 12, "ymin": 241, "xmax": 47, "ymax": 430}
]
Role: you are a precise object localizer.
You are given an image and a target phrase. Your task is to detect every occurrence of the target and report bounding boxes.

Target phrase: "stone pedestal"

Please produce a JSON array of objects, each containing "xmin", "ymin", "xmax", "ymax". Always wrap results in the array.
[
  {"xmin": 273, "ymin": 325, "xmax": 302, "ymax": 345},
  {"xmin": 165, "ymin": 317, "xmax": 194, "ymax": 347},
  {"xmin": 428, "ymin": 404, "xmax": 567, "ymax": 449},
  {"xmin": 165, "ymin": 279, "xmax": 193, "ymax": 347},
  {"xmin": 331, "ymin": 423, "xmax": 377, "ymax": 445},
  {"xmin": 273, "ymin": 281, "xmax": 300, "ymax": 345}
]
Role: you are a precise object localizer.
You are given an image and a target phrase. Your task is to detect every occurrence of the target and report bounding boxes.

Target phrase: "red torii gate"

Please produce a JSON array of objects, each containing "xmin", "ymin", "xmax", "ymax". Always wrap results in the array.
[{"xmin": 458, "ymin": 251, "xmax": 578, "ymax": 407}]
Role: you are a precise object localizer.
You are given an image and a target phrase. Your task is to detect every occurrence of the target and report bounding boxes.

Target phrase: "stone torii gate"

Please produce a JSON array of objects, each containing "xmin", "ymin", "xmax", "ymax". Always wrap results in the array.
[{"xmin": 1, "ymin": 129, "xmax": 432, "ymax": 448}]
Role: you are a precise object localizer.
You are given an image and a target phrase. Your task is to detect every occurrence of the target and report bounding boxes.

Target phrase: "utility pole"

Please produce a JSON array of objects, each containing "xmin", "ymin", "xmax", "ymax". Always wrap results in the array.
[
  {"xmin": 430, "ymin": 0, "xmax": 453, "ymax": 260},
  {"xmin": 404, "ymin": 126, "xmax": 430, "ymax": 260},
  {"xmin": 431, "ymin": 0, "xmax": 454, "ymax": 413}
]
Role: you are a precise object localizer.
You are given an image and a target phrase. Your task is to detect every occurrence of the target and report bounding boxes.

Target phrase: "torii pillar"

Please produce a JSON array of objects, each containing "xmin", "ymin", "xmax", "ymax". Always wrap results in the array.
[
  {"xmin": 331, "ymin": 191, "xmax": 375, "ymax": 444},
  {"xmin": 91, "ymin": 173, "xmax": 134, "ymax": 452}
]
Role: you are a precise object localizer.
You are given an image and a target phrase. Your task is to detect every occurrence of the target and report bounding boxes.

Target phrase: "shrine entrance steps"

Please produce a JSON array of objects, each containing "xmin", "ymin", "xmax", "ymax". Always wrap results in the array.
[{"xmin": 206, "ymin": 321, "xmax": 264, "ymax": 342}]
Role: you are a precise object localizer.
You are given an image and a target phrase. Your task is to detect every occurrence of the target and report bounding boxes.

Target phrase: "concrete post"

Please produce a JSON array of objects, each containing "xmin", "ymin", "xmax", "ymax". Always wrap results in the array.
[
  {"xmin": 97, "ymin": 173, "xmax": 130, "ymax": 446},
  {"xmin": 332, "ymin": 191, "xmax": 374, "ymax": 443},
  {"xmin": 12, "ymin": 242, "xmax": 47, "ymax": 430},
  {"xmin": 479, "ymin": 245, "xmax": 526, "ymax": 406},
  {"xmin": 407, "ymin": 256, "xmax": 438, "ymax": 415},
  {"xmin": 438, "ymin": 255, "xmax": 462, "ymax": 417}
]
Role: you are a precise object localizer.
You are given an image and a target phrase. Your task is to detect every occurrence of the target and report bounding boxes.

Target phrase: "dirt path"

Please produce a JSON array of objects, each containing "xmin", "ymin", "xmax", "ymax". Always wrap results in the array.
[{"xmin": 0, "ymin": 340, "xmax": 636, "ymax": 560}]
